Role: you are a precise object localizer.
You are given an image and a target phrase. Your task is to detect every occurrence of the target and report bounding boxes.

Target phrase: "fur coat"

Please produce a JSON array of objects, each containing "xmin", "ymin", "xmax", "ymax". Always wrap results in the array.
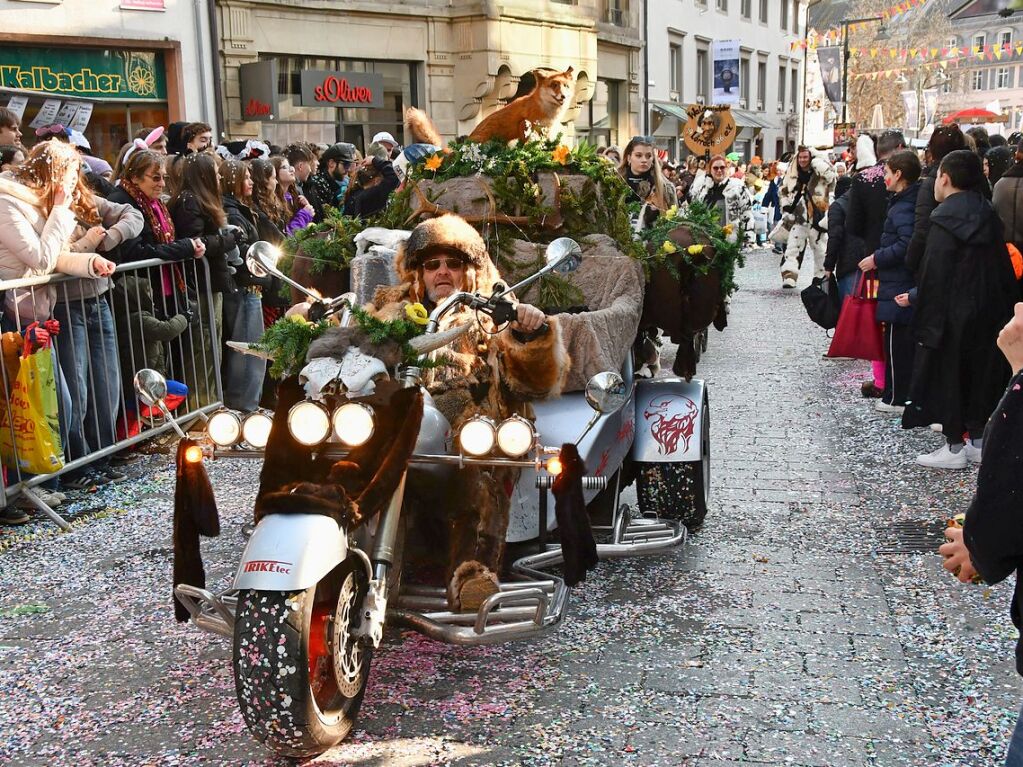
[
  {"xmin": 369, "ymin": 214, "xmax": 570, "ymax": 429},
  {"xmin": 370, "ymin": 214, "xmax": 570, "ymax": 608},
  {"xmin": 688, "ymin": 172, "xmax": 752, "ymax": 231},
  {"xmin": 778, "ymin": 149, "xmax": 837, "ymax": 227}
]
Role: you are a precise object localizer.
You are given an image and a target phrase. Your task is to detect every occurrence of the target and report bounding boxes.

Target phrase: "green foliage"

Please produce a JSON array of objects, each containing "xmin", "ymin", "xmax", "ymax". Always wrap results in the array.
[
  {"xmin": 255, "ymin": 317, "xmax": 330, "ymax": 379},
  {"xmin": 640, "ymin": 200, "xmax": 746, "ymax": 299},
  {"xmin": 281, "ymin": 208, "xmax": 367, "ymax": 276}
]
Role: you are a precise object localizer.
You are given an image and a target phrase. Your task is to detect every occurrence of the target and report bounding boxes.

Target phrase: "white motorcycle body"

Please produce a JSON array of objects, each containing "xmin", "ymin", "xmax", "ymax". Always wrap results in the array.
[{"xmin": 233, "ymin": 513, "xmax": 349, "ymax": 591}]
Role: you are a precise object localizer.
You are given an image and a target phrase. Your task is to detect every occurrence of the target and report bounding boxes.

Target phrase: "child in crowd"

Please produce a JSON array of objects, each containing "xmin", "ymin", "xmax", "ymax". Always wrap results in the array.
[{"xmin": 857, "ymin": 149, "xmax": 921, "ymax": 414}]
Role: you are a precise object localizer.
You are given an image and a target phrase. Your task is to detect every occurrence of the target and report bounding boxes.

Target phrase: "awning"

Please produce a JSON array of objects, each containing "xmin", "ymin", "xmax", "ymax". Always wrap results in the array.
[
  {"xmin": 731, "ymin": 108, "xmax": 777, "ymax": 131},
  {"xmin": 650, "ymin": 101, "xmax": 689, "ymax": 122}
]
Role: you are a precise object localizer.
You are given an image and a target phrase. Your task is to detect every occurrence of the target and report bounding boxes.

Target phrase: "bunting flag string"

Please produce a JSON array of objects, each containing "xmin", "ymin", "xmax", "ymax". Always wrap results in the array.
[
  {"xmin": 794, "ymin": 0, "xmax": 930, "ymax": 48},
  {"xmin": 792, "ymin": 39, "xmax": 1023, "ymax": 67}
]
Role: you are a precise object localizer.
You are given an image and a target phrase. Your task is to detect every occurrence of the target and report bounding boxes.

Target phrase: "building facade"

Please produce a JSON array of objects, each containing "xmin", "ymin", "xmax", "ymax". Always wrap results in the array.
[
  {"xmin": 217, "ymin": 0, "xmax": 645, "ymax": 153},
  {"xmin": 941, "ymin": 0, "xmax": 1023, "ymax": 134},
  {"xmin": 645, "ymin": 0, "xmax": 805, "ymax": 161},
  {"xmin": 0, "ymin": 0, "xmax": 217, "ymax": 162}
]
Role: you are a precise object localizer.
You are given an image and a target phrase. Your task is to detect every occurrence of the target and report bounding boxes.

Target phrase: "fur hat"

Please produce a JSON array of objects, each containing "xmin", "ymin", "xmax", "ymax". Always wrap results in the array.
[
  {"xmin": 400, "ymin": 214, "xmax": 489, "ymax": 271},
  {"xmin": 395, "ymin": 214, "xmax": 500, "ymax": 305}
]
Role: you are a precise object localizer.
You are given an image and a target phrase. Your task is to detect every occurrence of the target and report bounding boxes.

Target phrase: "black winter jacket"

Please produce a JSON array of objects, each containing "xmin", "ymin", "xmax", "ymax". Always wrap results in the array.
[
  {"xmin": 221, "ymin": 195, "xmax": 273, "ymax": 291},
  {"xmin": 171, "ymin": 191, "xmax": 238, "ymax": 294},
  {"xmin": 874, "ymin": 181, "xmax": 920, "ymax": 325},
  {"xmin": 823, "ymin": 192, "xmax": 865, "ymax": 278},
  {"xmin": 913, "ymin": 190, "xmax": 1014, "ymax": 349},
  {"xmin": 846, "ymin": 161, "xmax": 889, "ymax": 254},
  {"xmin": 343, "ymin": 157, "xmax": 400, "ymax": 219},
  {"xmin": 908, "ymin": 165, "xmax": 992, "ymax": 276},
  {"xmin": 963, "ymin": 368, "xmax": 1023, "ymax": 674},
  {"xmin": 106, "ymin": 187, "xmax": 196, "ymax": 264}
]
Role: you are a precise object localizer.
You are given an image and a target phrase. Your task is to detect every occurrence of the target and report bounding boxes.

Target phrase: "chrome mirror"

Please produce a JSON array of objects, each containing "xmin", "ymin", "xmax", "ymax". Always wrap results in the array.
[
  {"xmin": 134, "ymin": 368, "xmax": 168, "ymax": 407},
  {"xmin": 544, "ymin": 237, "xmax": 583, "ymax": 274},
  {"xmin": 584, "ymin": 371, "xmax": 627, "ymax": 414},
  {"xmin": 246, "ymin": 241, "xmax": 282, "ymax": 279}
]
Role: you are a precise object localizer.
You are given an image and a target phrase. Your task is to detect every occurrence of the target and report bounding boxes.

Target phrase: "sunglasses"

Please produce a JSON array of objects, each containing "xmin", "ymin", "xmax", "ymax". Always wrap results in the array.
[
  {"xmin": 35, "ymin": 124, "xmax": 70, "ymax": 139},
  {"xmin": 711, "ymin": 164, "xmax": 727, "ymax": 171},
  {"xmin": 631, "ymin": 136, "xmax": 655, "ymax": 144},
  {"xmin": 422, "ymin": 256, "xmax": 466, "ymax": 272},
  {"xmin": 145, "ymin": 173, "xmax": 169, "ymax": 182}
]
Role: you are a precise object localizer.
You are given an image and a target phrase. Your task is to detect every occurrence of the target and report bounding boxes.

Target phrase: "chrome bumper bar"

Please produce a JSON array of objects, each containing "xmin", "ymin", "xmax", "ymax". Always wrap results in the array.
[{"xmin": 173, "ymin": 584, "xmax": 237, "ymax": 638}]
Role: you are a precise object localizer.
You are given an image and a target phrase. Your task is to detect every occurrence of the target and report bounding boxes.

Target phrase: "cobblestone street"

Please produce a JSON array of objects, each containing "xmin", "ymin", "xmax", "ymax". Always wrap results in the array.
[{"xmin": 1, "ymin": 248, "xmax": 1020, "ymax": 766}]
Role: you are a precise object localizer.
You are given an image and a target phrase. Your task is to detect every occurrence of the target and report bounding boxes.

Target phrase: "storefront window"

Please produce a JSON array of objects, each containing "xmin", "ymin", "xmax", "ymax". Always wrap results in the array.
[
  {"xmin": 261, "ymin": 55, "xmax": 417, "ymax": 151},
  {"xmin": 575, "ymin": 78, "xmax": 619, "ymax": 147}
]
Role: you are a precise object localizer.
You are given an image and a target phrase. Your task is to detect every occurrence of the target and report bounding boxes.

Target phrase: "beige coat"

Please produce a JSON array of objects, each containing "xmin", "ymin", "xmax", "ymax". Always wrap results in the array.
[{"xmin": 0, "ymin": 176, "xmax": 102, "ymax": 323}]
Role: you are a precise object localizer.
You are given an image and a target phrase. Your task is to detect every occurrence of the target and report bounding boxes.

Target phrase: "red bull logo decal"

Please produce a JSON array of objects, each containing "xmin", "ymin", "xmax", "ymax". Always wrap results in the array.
[
  {"xmin": 643, "ymin": 396, "xmax": 698, "ymax": 455},
  {"xmin": 243, "ymin": 560, "xmax": 293, "ymax": 575}
]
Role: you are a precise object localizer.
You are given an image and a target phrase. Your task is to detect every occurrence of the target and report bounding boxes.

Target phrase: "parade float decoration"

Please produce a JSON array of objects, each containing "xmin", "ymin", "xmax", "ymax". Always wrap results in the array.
[{"xmin": 276, "ymin": 133, "xmax": 743, "ymax": 381}]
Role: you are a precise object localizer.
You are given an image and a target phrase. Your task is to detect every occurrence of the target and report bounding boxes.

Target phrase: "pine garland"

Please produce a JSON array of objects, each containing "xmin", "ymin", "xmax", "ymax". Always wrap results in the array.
[{"xmin": 255, "ymin": 316, "xmax": 330, "ymax": 379}]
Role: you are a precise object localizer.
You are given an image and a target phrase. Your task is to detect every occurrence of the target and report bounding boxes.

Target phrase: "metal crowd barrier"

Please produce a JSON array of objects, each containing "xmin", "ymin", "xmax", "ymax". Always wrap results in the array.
[{"xmin": 0, "ymin": 257, "xmax": 225, "ymax": 529}]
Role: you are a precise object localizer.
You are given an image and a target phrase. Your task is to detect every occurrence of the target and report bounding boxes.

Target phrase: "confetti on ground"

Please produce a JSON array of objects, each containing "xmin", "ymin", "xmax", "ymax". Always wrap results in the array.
[{"xmin": 0, "ymin": 250, "xmax": 1020, "ymax": 766}]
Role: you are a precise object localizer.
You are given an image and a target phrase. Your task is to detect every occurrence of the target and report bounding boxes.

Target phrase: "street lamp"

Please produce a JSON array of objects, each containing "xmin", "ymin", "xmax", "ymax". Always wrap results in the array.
[{"xmin": 842, "ymin": 15, "xmax": 885, "ymax": 123}]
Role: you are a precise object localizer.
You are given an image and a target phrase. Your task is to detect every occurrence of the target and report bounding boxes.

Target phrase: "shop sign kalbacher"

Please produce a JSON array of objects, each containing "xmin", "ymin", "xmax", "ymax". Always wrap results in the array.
[
  {"xmin": 299, "ymin": 70, "xmax": 384, "ymax": 109},
  {"xmin": 0, "ymin": 48, "xmax": 166, "ymax": 101}
]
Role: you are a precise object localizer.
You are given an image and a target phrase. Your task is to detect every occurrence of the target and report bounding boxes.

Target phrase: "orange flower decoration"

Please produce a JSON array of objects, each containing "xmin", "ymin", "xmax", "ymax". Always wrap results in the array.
[
  {"xmin": 552, "ymin": 145, "xmax": 571, "ymax": 165},
  {"xmin": 424, "ymin": 154, "xmax": 443, "ymax": 172}
]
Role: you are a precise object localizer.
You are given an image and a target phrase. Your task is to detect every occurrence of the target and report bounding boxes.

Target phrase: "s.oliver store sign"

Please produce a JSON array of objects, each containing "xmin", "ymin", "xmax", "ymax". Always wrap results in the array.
[{"xmin": 299, "ymin": 70, "xmax": 384, "ymax": 109}]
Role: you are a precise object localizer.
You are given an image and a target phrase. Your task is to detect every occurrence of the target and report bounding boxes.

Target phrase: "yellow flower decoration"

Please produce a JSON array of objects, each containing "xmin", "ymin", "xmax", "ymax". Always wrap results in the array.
[
  {"xmin": 661, "ymin": 240, "xmax": 678, "ymax": 254},
  {"xmin": 687, "ymin": 244, "xmax": 705, "ymax": 256},
  {"xmin": 665, "ymin": 205, "xmax": 679, "ymax": 219},
  {"xmin": 552, "ymin": 145, "xmax": 571, "ymax": 165},
  {"xmin": 288, "ymin": 313, "xmax": 310, "ymax": 324},
  {"xmin": 424, "ymin": 154, "xmax": 443, "ymax": 172},
  {"xmin": 405, "ymin": 302, "xmax": 429, "ymax": 326},
  {"xmin": 722, "ymin": 223, "xmax": 734, "ymax": 236}
]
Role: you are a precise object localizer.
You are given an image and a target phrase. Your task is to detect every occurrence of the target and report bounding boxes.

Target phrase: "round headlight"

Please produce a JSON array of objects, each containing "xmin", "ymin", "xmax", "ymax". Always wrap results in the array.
[
  {"xmin": 496, "ymin": 416, "xmax": 535, "ymax": 458},
  {"xmin": 333, "ymin": 402, "xmax": 375, "ymax": 447},
  {"xmin": 287, "ymin": 401, "xmax": 331, "ymax": 446},
  {"xmin": 242, "ymin": 412, "xmax": 273, "ymax": 449},
  {"xmin": 459, "ymin": 417, "xmax": 497, "ymax": 457},
  {"xmin": 207, "ymin": 410, "xmax": 241, "ymax": 447}
]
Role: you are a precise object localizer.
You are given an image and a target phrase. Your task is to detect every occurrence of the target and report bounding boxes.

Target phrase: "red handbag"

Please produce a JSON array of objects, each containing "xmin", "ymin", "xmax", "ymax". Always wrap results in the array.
[{"xmin": 826, "ymin": 271, "xmax": 883, "ymax": 361}]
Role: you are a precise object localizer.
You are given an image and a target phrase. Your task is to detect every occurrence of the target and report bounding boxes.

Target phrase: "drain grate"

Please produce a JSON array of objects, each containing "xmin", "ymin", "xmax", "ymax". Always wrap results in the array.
[{"xmin": 874, "ymin": 520, "xmax": 946, "ymax": 554}]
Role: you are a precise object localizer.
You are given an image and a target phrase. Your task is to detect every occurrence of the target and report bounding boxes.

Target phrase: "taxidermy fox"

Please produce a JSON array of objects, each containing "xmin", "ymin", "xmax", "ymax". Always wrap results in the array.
[
  {"xmin": 405, "ymin": 107, "xmax": 444, "ymax": 147},
  {"xmin": 468, "ymin": 66, "xmax": 575, "ymax": 144}
]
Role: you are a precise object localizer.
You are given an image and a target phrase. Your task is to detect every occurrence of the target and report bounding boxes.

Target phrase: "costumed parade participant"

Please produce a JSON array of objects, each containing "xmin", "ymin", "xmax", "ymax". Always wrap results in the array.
[
  {"xmin": 778, "ymin": 146, "xmax": 836, "ymax": 289},
  {"xmin": 688, "ymin": 153, "xmax": 753, "ymax": 236},
  {"xmin": 368, "ymin": 214, "xmax": 570, "ymax": 610}
]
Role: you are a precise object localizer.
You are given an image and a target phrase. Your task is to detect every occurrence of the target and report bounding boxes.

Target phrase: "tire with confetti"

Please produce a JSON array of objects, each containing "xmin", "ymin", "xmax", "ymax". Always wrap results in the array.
[
  {"xmin": 232, "ymin": 558, "xmax": 372, "ymax": 758},
  {"xmin": 635, "ymin": 393, "xmax": 710, "ymax": 529}
]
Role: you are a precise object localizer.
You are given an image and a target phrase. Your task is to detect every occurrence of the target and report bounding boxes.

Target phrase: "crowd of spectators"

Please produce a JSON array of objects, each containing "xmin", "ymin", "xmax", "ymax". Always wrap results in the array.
[{"xmin": 0, "ymin": 107, "xmax": 402, "ymax": 524}]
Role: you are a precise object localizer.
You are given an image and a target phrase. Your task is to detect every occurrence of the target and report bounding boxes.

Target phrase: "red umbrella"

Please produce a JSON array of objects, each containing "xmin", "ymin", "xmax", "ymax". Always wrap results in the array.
[{"xmin": 941, "ymin": 108, "xmax": 1007, "ymax": 125}]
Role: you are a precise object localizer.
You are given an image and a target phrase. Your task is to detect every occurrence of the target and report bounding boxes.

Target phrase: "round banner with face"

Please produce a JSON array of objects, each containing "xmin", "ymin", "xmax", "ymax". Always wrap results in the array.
[{"xmin": 683, "ymin": 105, "xmax": 736, "ymax": 157}]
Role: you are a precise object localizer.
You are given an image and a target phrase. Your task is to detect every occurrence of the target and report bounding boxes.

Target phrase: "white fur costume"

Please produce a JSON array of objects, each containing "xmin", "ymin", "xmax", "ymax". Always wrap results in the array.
[{"xmin": 777, "ymin": 149, "xmax": 837, "ymax": 285}]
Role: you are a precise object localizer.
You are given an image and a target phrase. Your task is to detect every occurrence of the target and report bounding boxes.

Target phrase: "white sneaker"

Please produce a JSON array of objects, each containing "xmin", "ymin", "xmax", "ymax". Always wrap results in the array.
[
  {"xmin": 916, "ymin": 444, "xmax": 968, "ymax": 470},
  {"xmin": 782, "ymin": 276, "xmax": 797, "ymax": 289},
  {"xmin": 964, "ymin": 443, "xmax": 982, "ymax": 465},
  {"xmin": 15, "ymin": 488, "xmax": 64, "ymax": 510},
  {"xmin": 930, "ymin": 423, "xmax": 943, "ymax": 432},
  {"xmin": 875, "ymin": 400, "xmax": 905, "ymax": 414}
]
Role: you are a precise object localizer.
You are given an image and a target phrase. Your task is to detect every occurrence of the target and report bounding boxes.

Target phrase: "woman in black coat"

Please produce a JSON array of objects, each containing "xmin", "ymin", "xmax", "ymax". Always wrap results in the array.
[
  {"xmin": 169, "ymin": 153, "xmax": 239, "ymax": 408},
  {"xmin": 219, "ymin": 160, "xmax": 274, "ymax": 412},
  {"xmin": 823, "ymin": 175, "xmax": 865, "ymax": 300}
]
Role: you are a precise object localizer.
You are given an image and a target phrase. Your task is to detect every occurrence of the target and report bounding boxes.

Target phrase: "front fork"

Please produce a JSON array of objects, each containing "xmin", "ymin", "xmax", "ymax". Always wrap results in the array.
[{"xmin": 351, "ymin": 473, "xmax": 407, "ymax": 648}]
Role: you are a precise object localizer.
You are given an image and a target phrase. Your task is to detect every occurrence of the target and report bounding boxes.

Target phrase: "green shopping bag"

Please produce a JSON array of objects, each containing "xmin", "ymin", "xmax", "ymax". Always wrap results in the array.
[{"xmin": 0, "ymin": 331, "xmax": 64, "ymax": 475}]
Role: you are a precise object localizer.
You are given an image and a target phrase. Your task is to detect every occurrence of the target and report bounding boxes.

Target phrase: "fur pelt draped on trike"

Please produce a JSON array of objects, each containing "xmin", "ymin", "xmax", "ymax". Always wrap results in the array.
[{"xmin": 146, "ymin": 94, "xmax": 744, "ymax": 759}]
